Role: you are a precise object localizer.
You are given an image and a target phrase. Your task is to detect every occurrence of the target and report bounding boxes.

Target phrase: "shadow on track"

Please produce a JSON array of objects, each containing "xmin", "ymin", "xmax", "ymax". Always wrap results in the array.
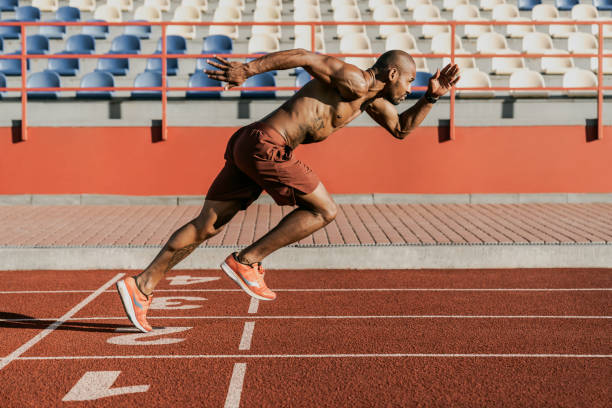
[{"xmin": 0, "ymin": 312, "xmax": 131, "ymax": 333}]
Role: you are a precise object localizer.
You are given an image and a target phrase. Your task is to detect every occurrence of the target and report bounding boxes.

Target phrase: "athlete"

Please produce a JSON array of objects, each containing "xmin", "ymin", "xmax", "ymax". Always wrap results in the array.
[{"xmin": 116, "ymin": 49, "xmax": 460, "ymax": 332}]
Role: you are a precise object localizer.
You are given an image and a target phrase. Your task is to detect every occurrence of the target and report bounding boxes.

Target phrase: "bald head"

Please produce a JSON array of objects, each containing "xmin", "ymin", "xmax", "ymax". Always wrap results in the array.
[{"xmin": 372, "ymin": 50, "xmax": 416, "ymax": 75}]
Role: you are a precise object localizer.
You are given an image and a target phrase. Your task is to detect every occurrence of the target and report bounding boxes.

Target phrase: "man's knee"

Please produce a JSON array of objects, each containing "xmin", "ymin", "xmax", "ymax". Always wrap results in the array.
[{"xmin": 317, "ymin": 201, "xmax": 338, "ymax": 224}]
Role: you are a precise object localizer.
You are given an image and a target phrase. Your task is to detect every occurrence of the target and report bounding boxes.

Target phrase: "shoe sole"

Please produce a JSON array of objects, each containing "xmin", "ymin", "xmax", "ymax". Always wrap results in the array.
[
  {"xmin": 116, "ymin": 280, "xmax": 150, "ymax": 333},
  {"xmin": 220, "ymin": 261, "xmax": 275, "ymax": 301}
]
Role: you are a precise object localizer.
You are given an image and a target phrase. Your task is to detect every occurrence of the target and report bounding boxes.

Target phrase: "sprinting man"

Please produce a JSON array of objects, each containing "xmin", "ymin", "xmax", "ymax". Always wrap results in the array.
[{"xmin": 116, "ymin": 49, "xmax": 460, "ymax": 332}]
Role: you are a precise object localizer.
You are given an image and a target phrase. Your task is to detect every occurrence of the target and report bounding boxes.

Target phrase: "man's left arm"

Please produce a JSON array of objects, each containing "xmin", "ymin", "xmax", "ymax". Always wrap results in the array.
[{"xmin": 366, "ymin": 64, "xmax": 460, "ymax": 140}]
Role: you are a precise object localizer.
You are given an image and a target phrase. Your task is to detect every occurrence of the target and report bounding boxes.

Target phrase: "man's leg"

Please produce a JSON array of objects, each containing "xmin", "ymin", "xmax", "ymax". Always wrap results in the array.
[
  {"xmin": 235, "ymin": 182, "xmax": 337, "ymax": 265},
  {"xmin": 134, "ymin": 199, "xmax": 243, "ymax": 295}
]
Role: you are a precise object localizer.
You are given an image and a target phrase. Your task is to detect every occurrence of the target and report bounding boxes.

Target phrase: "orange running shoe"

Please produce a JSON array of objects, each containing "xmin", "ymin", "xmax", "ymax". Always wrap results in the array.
[
  {"xmin": 116, "ymin": 276, "xmax": 153, "ymax": 332},
  {"xmin": 221, "ymin": 252, "xmax": 276, "ymax": 301}
]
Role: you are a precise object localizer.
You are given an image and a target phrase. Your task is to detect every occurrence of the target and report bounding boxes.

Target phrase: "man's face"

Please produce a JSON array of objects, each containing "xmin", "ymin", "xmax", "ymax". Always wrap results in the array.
[{"xmin": 385, "ymin": 66, "xmax": 416, "ymax": 105}]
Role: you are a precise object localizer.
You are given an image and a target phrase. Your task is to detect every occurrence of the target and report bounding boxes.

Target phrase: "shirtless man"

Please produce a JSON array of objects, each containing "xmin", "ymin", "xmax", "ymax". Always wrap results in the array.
[{"xmin": 116, "ymin": 49, "xmax": 460, "ymax": 332}]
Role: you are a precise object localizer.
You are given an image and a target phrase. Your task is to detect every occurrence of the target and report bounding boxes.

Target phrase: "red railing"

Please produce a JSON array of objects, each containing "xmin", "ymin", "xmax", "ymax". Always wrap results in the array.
[{"xmin": 0, "ymin": 19, "xmax": 610, "ymax": 142}]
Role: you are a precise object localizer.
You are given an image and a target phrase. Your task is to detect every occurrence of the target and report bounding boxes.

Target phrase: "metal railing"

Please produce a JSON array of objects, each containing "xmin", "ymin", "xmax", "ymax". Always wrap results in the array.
[{"xmin": 0, "ymin": 19, "xmax": 610, "ymax": 142}]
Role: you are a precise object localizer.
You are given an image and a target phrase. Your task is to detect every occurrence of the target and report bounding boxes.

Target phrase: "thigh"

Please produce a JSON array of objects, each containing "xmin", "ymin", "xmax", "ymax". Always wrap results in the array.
[
  {"xmin": 195, "ymin": 199, "xmax": 243, "ymax": 232},
  {"xmin": 206, "ymin": 161, "xmax": 263, "ymax": 210},
  {"xmin": 294, "ymin": 181, "xmax": 335, "ymax": 212}
]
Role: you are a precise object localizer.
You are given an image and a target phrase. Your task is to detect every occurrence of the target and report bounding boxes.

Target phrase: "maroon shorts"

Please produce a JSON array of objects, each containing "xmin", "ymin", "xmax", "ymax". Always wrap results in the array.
[{"xmin": 206, "ymin": 122, "xmax": 320, "ymax": 209}]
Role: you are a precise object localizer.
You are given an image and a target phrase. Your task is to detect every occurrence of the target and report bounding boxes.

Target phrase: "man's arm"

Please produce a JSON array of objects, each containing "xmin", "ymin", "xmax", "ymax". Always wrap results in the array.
[
  {"xmin": 205, "ymin": 49, "xmax": 369, "ymax": 99},
  {"xmin": 366, "ymin": 64, "xmax": 460, "ymax": 140}
]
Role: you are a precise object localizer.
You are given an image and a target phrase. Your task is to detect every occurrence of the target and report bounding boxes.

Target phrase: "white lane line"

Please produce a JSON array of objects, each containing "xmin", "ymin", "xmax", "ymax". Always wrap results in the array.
[
  {"xmin": 3, "ymin": 315, "xmax": 608, "ymax": 322},
  {"xmin": 248, "ymin": 298, "xmax": 259, "ymax": 314},
  {"xmin": 0, "ymin": 273, "xmax": 125, "ymax": 371},
  {"xmin": 239, "ymin": 322, "xmax": 255, "ymax": 351},
  {"xmin": 17, "ymin": 353, "xmax": 612, "ymax": 360},
  {"xmin": 224, "ymin": 363, "xmax": 247, "ymax": 408},
  {"xmin": 2, "ymin": 288, "xmax": 612, "ymax": 294}
]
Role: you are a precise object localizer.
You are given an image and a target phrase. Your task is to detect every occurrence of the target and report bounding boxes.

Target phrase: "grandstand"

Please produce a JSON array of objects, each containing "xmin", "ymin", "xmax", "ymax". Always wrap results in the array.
[{"xmin": 0, "ymin": 0, "xmax": 610, "ymax": 197}]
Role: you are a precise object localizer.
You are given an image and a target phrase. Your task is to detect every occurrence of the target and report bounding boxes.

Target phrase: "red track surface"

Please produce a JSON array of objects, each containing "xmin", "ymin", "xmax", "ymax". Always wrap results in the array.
[{"xmin": 0, "ymin": 268, "xmax": 610, "ymax": 407}]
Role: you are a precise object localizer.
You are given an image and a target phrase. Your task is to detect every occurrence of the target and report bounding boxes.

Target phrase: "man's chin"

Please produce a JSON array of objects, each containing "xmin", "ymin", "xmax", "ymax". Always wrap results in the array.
[{"xmin": 387, "ymin": 97, "xmax": 401, "ymax": 105}]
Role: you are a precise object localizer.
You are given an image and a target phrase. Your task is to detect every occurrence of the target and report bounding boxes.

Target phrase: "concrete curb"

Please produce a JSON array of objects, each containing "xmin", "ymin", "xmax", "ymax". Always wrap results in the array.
[{"xmin": 1, "ymin": 244, "xmax": 611, "ymax": 270}]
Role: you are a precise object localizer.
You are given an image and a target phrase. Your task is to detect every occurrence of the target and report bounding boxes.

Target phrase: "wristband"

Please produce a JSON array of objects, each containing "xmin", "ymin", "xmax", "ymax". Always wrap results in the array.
[{"xmin": 424, "ymin": 93, "xmax": 439, "ymax": 104}]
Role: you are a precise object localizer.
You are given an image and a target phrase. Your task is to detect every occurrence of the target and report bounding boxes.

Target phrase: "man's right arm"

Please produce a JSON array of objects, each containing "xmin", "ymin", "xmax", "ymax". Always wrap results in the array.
[{"xmin": 205, "ymin": 49, "xmax": 370, "ymax": 99}]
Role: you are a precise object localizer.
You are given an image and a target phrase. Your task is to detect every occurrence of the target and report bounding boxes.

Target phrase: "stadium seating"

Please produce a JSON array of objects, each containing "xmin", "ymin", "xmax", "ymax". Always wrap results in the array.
[
  {"xmin": 110, "ymin": 34, "xmax": 141, "ymax": 54},
  {"xmin": 47, "ymin": 51, "xmax": 80, "ymax": 76},
  {"xmin": 567, "ymin": 32, "xmax": 598, "ymax": 54},
  {"xmin": 124, "ymin": 21, "xmax": 152, "ymax": 39},
  {"xmin": 82, "ymin": 20, "xmax": 109, "ymax": 39},
  {"xmin": 443, "ymin": 0, "xmax": 469, "ymax": 10},
  {"xmin": 186, "ymin": 71, "xmax": 222, "ymax": 98},
  {"xmin": 333, "ymin": 5, "xmax": 366, "ymax": 39},
  {"xmin": 56, "ymin": 6, "xmax": 81, "ymax": 21},
  {"xmin": 156, "ymin": 36, "xmax": 187, "ymax": 54},
  {"xmin": 0, "ymin": 51, "xmax": 30, "ymax": 75},
  {"xmin": 144, "ymin": 0, "xmax": 170, "ymax": 12},
  {"xmin": 33, "ymin": 0, "xmax": 59, "ymax": 12},
  {"xmin": 492, "ymin": 4, "xmax": 535, "ymax": 38},
  {"xmin": 517, "ymin": 0, "xmax": 541, "ymax": 10},
  {"xmin": 169, "ymin": 5, "xmax": 201, "ymax": 40},
  {"xmin": 453, "ymin": 5, "xmax": 492, "ymax": 38},
  {"xmin": 252, "ymin": 6, "xmax": 281, "ymax": 39},
  {"xmin": 133, "ymin": 5, "xmax": 162, "ymax": 22},
  {"xmin": 248, "ymin": 33, "xmax": 280, "ymax": 53},
  {"xmin": 0, "ymin": 20, "xmax": 20, "ymax": 40},
  {"xmin": 256, "ymin": 0, "xmax": 282, "ymax": 13},
  {"xmin": 293, "ymin": 4, "xmax": 323, "ymax": 39},
  {"xmin": 69, "ymin": 0, "xmax": 96, "ymax": 12},
  {"xmin": 66, "ymin": 34, "xmax": 96, "ymax": 54},
  {"xmin": 431, "ymin": 33, "xmax": 463, "ymax": 54},
  {"xmin": 531, "ymin": 4, "xmax": 577, "ymax": 38},
  {"xmin": 563, "ymin": 68, "xmax": 597, "ymax": 96},
  {"xmin": 107, "ymin": 0, "xmax": 133, "ymax": 12},
  {"xmin": 204, "ymin": 35, "xmax": 233, "ymax": 54},
  {"xmin": 93, "ymin": 5, "xmax": 122, "ymax": 22},
  {"xmin": 509, "ymin": 69, "xmax": 549, "ymax": 97},
  {"xmin": 0, "ymin": 0, "xmax": 18, "ymax": 12},
  {"xmin": 27, "ymin": 70, "xmax": 61, "ymax": 99},
  {"xmin": 182, "ymin": 0, "xmax": 208, "ymax": 13},
  {"xmin": 27, "ymin": 34, "xmax": 50, "ymax": 54},
  {"xmin": 339, "ymin": 33, "xmax": 372, "ymax": 54},
  {"xmin": 210, "ymin": 6, "xmax": 241, "ymax": 39},
  {"xmin": 16, "ymin": 6, "xmax": 41, "ymax": 21},
  {"xmin": 0, "ymin": 72, "xmax": 5, "ymax": 97},
  {"xmin": 219, "ymin": 0, "xmax": 245, "ymax": 12},
  {"xmin": 344, "ymin": 56, "xmax": 376, "ymax": 69},
  {"xmin": 131, "ymin": 71, "xmax": 162, "ymax": 98},
  {"xmin": 405, "ymin": 0, "xmax": 433, "ymax": 11},
  {"xmin": 295, "ymin": 70, "xmax": 312, "ymax": 88},
  {"xmin": 593, "ymin": 0, "xmax": 612, "ymax": 11},
  {"xmin": 555, "ymin": 0, "xmax": 578, "ymax": 11},
  {"xmin": 408, "ymin": 70, "xmax": 431, "ymax": 98},
  {"xmin": 76, "ymin": 71, "xmax": 114, "ymax": 98},
  {"xmin": 491, "ymin": 50, "xmax": 526, "ymax": 74},
  {"xmin": 96, "ymin": 55, "xmax": 129, "ymax": 76},
  {"xmin": 372, "ymin": 5, "xmax": 408, "ymax": 39},
  {"xmin": 294, "ymin": 32, "xmax": 326, "ymax": 53},
  {"xmin": 146, "ymin": 52, "xmax": 179, "ymax": 76},
  {"xmin": 455, "ymin": 68, "xmax": 495, "ymax": 98},
  {"xmin": 39, "ymin": 21, "xmax": 66, "ymax": 40},
  {"xmin": 479, "ymin": 0, "xmax": 505, "ymax": 11},
  {"xmin": 413, "ymin": 4, "xmax": 450, "ymax": 38},
  {"xmin": 241, "ymin": 72, "xmax": 275, "ymax": 98}
]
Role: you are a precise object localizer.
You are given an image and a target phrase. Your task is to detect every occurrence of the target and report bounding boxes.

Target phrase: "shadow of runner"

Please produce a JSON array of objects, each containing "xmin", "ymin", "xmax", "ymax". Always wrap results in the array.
[{"xmin": 0, "ymin": 312, "xmax": 130, "ymax": 333}]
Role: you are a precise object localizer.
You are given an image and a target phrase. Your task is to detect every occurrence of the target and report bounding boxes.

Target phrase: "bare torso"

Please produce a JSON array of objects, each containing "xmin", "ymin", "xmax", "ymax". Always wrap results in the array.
[{"xmin": 261, "ymin": 79, "xmax": 374, "ymax": 149}]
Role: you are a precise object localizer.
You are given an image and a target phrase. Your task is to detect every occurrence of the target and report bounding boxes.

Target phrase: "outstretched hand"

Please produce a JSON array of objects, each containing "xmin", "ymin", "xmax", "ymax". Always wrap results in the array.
[
  {"xmin": 428, "ymin": 63, "xmax": 461, "ymax": 98},
  {"xmin": 204, "ymin": 56, "xmax": 249, "ymax": 90}
]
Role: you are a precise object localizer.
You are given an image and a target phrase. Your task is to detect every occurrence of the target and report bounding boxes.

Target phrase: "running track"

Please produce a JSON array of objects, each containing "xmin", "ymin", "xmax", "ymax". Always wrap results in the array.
[{"xmin": 0, "ymin": 268, "xmax": 610, "ymax": 407}]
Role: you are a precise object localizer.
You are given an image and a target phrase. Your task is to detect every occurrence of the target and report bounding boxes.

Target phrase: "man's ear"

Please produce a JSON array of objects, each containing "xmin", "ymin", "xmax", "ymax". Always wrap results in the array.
[{"xmin": 388, "ymin": 67, "xmax": 398, "ymax": 82}]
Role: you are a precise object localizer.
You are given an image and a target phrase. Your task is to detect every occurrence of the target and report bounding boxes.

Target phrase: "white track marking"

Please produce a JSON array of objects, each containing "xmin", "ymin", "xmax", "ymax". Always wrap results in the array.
[
  {"xmin": 248, "ymin": 298, "xmax": 259, "ymax": 314},
  {"xmin": 2, "ymin": 315, "xmax": 611, "ymax": 322},
  {"xmin": 149, "ymin": 296, "xmax": 207, "ymax": 310},
  {"xmin": 224, "ymin": 363, "xmax": 247, "ymax": 408},
  {"xmin": 239, "ymin": 322, "xmax": 255, "ymax": 351},
  {"xmin": 19, "ymin": 353, "xmax": 612, "ymax": 360},
  {"xmin": 107, "ymin": 327, "xmax": 192, "ymax": 346},
  {"xmin": 166, "ymin": 275, "xmax": 221, "ymax": 286},
  {"xmin": 62, "ymin": 371, "xmax": 149, "ymax": 401},
  {"xmin": 2, "ymin": 288, "xmax": 612, "ymax": 294},
  {"xmin": 0, "ymin": 273, "xmax": 124, "ymax": 371}
]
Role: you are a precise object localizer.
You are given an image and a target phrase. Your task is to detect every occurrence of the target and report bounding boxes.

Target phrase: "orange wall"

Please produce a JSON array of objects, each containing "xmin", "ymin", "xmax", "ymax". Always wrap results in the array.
[{"xmin": 1, "ymin": 126, "xmax": 611, "ymax": 195}]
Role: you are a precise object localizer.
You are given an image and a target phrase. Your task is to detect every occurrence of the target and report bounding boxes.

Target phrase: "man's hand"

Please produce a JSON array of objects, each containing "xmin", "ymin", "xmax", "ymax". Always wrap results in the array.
[
  {"xmin": 204, "ymin": 56, "xmax": 250, "ymax": 90},
  {"xmin": 427, "ymin": 63, "xmax": 461, "ymax": 98}
]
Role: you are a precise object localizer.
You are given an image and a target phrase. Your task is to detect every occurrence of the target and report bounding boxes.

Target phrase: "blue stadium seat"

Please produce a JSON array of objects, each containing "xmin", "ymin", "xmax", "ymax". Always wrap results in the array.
[
  {"xmin": 156, "ymin": 35, "xmax": 187, "ymax": 54},
  {"xmin": 124, "ymin": 21, "xmax": 151, "ymax": 39},
  {"xmin": 408, "ymin": 71, "xmax": 432, "ymax": 99},
  {"xmin": 555, "ymin": 0, "xmax": 578, "ymax": 10},
  {"xmin": 47, "ymin": 51, "xmax": 79, "ymax": 76},
  {"xmin": 76, "ymin": 71, "xmax": 114, "ymax": 99},
  {"xmin": 0, "ymin": 37, "xmax": 3, "ymax": 51},
  {"xmin": 0, "ymin": 72, "xmax": 6, "ymax": 98},
  {"xmin": 195, "ymin": 58, "xmax": 217, "ymax": 72},
  {"xmin": 145, "ymin": 52, "xmax": 178, "ymax": 76},
  {"xmin": 295, "ymin": 70, "xmax": 311, "ymax": 88},
  {"xmin": 111, "ymin": 34, "xmax": 141, "ymax": 54},
  {"xmin": 518, "ymin": 0, "xmax": 541, "ymax": 10},
  {"xmin": 82, "ymin": 20, "xmax": 109, "ymax": 40},
  {"xmin": 16, "ymin": 6, "xmax": 41, "ymax": 21},
  {"xmin": 593, "ymin": 0, "xmax": 612, "ymax": 10},
  {"xmin": 240, "ymin": 72, "xmax": 276, "ymax": 99},
  {"xmin": 26, "ymin": 34, "xmax": 49, "ymax": 54},
  {"xmin": 0, "ymin": 0, "xmax": 18, "ymax": 12},
  {"xmin": 186, "ymin": 71, "xmax": 221, "ymax": 99},
  {"xmin": 27, "ymin": 70, "xmax": 60, "ymax": 99},
  {"xmin": 39, "ymin": 20, "xmax": 66, "ymax": 40},
  {"xmin": 0, "ymin": 51, "xmax": 29, "ymax": 75},
  {"xmin": 0, "ymin": 20, "xmax": 21, "ymax": 40},
  {"xmin": 131, "ymin": 71, "xmax": 163, "ymax": 99},
  {"xmin": 56, "ymin": 6, "xmax": 81, "ymax": 22},
  {"xmin": 66, "ymin": 34, "xmax": 95, "ymax": 54},
  {"xmin": 203, "ymin": 35, "xmax": 233, "ymax": 54},
  {"xmin": 96, "ymin": 54, "xmax": 129, "ymax": 76}
]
